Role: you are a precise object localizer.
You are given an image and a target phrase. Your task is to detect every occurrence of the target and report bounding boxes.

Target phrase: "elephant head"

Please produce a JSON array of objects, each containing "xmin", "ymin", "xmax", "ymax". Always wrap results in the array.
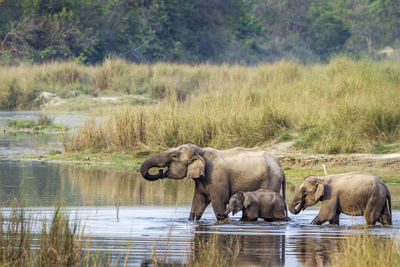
[
  {"xmin": 224, "ymin": 191, "xmax": 252, "ymax": 216},
  {"xmin": 140, "ymin": 144, "xmax": 205, "ymax": 181},
  {"xmin": 289, "ymin": 176, "xmax": 325, "ymax": 215}
]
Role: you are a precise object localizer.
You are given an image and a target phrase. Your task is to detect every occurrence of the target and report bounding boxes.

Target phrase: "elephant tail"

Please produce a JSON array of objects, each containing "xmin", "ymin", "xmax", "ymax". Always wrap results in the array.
[
  {"xmin": 282, "ymin": 173, "xmax": 286, "ymax": 201},
  {"xmin": 284, "ymin": 201, "xmax": 289, "ymax": 221},
  {"xmin": 386, "ymin": 184, "xmax": 392, "ymax": 220}
]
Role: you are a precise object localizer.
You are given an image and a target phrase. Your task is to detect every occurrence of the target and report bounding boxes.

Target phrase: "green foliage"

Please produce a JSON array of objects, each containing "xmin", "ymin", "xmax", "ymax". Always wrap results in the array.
[
  {"xmin": 3, "ymin": 0, "xmax": 398, "ymax": 63},
  {"xmin": 7, "ymin": 114, "xmax": 67, "ymax": 131},
  {"xmin": 306, "ymin": 1, "xmax": 350, "ymax": 59}
]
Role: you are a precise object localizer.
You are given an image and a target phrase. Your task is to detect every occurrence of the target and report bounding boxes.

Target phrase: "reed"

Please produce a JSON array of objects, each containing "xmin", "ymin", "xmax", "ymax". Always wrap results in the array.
[
  {"xmin": 66, "ymin": 58, "xmax": 400, "ymax": 153},
  {"xmin": 0, "ymin": 205, "xmax": 87, "ymax": 266},
  {"xmin": 0, "ymin": 57, "xmax": 399, "ymax": 153},
  {"xmin": 330, "ymin": 231, "xmax": 400, "ymax": 267}
]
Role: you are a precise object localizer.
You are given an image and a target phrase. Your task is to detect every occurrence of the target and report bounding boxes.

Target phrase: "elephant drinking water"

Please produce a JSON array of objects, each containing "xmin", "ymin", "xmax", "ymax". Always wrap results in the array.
[
  {"xmin": 140, "ymin": 143, "xmax": 286, "ymax": 220},
  {"xmin": 289, "ymin": 172, "xmax": 392, "ymax": 226}
]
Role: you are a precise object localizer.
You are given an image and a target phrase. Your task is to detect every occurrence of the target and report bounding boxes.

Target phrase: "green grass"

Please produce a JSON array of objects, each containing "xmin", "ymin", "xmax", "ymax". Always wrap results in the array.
[{"xmin": 7, "ymin": 114, "xmax": 67, "ymax": 131}]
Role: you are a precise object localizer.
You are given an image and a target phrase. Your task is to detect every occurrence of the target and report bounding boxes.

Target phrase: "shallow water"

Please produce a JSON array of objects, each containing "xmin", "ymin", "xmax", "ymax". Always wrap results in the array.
[
  {"xmin": 0, "ymin": 159, "xmax": 399, "ymax": 266},
  {"xmin": 0, "ymin": 111, "xmax": 84, "ymax": 129},
  {"xmin": 0, "ymin": 111, "xmax": 85, "ymax": 156}
]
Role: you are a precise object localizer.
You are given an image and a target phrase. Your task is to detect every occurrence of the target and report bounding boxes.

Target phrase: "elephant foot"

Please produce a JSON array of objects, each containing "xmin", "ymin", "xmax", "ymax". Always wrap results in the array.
[
  {"xmin": 311, "ymin": 217, "xmax": 324, "ymax": 225},
  {"xmin": 216, "ymin": 214, "xmax": 228, "ymax": 221},
  {"xmin": 189, "ymin": 212, "xmax": 203, "ymax": 221}
]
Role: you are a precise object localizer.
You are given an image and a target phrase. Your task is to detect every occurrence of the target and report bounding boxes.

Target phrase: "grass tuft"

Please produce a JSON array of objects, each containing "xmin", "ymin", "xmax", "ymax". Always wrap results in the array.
[{"xmin": 330, "ymin": 231, "xmax": 400, "ymax": 267}]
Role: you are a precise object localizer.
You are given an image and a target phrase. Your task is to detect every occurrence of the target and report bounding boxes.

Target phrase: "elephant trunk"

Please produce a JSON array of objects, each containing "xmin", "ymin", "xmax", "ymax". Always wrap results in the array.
[
  {"xmin": 223, "ymin": 207, "xmax": 232, "ymax": 216},
  {"xmin": 140, "ymin": 153, "xmax": 169, "ymax": 181},
  {"xmin": 289, "ymin": 198, "xmax": 304, "ymax": 215}
]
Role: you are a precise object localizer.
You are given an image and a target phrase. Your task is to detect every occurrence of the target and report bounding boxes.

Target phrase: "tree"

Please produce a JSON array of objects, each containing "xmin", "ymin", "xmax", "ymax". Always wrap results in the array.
[{"xmin": 306, "ymin": 1, "xmax": 350, "ymax": 59}]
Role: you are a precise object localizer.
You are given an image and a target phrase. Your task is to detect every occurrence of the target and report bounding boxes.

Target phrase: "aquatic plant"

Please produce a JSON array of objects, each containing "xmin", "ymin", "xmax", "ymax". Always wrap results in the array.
[
  {"xmin": 0, "ymin": 205, "xmax": 86, "ymax": 266},
  {"xmin": 7, "ymin": 114, "xmax": 67, "ymax": 131}
]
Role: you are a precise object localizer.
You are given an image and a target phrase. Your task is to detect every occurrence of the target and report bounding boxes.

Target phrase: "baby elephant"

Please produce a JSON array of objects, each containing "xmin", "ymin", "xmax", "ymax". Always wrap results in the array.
[
  {"xmin": 289, "ymin": 172, "xmax": 392, "ymax": 226},
  {"xmin": 223, "ymin": 189, "xmax": 288, "ymax": 221}
]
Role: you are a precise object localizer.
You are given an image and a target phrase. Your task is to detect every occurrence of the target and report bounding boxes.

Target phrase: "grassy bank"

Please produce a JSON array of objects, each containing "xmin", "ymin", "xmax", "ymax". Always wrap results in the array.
[
  {"xmin": 64, "ymin": 58, "xmax": 400, "ymax": 154},
  {"xmin": 1, "ymin": 57, "xmax": 399, "ymax": 154}
]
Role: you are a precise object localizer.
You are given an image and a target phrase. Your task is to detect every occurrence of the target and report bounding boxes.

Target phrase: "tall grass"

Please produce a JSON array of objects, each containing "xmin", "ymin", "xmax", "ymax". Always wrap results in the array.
[
  {"xmin": 1, "ymin": 58, "xmax": 399, "ymax": 153},
  {"xmin": 64, "ymin": 58, "xmax": 400, "ymax": 153},
  {"xmin": 0, "ymin": 205, "xmax": 86, "ymax": 266},
  {"xmin": 330, "ymin": 231, "xmax": 400, "ymax": 267}
]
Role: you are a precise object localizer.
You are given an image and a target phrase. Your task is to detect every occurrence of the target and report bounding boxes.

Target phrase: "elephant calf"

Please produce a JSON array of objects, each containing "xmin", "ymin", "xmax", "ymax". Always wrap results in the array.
[
  {"xmin": 289, "ymin": 172, "xmax": 392, "ymax": 226},
  {"xmin": 223, "ymin": 189, "xmax": 288, "ymax": 221}
]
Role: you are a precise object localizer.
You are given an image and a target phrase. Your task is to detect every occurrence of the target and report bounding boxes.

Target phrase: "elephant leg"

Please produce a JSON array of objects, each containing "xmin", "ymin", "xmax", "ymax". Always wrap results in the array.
[
  {"xmin": 211, "ymin": 197, "xmax": 229, "ymax": 221},
  {"xmin": 189, "ymin": 191, "xmax": 210, "ymax": 221},
  {"xmin": 311, "ymin": 216, "xmax": 326, "ymax": 225},
  {"xmin": 365, "ymin": 213, "xmax": 379, "ymax": 225},
  {"xmin": 377, "ymin": 203, "xmax": 392, "ymax": 226},
  {"xmin": 329, "ymin": 213, "xmax": 340, "ymax": 225},
  {"xmin": 364, "ymin": 194, "xmax": 385, "ymax": 225},
  {"xmin": 241, "ymin": 217, "xmax": 257, "ymax": 221}
]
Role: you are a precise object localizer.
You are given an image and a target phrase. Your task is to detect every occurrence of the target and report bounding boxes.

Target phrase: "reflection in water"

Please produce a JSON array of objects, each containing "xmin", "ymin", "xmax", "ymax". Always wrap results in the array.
[
  {"xmin": 0, "ymin": 132, "xmax": 62, "ymax": 156},
  {"xmin": 1, "ymin": 159, "xmax": 400, "ymax": 209},
  {"xmin": 292, "ymin": 236, "xmax": 338, "ymax": 267},
  {"xmin": 63, "ymin": 164, "xmax": 195, "ymax": 206},
  {"xmin": 0, "ymin": 159, "xmax": 399, "ymax": 266},
  {"xmin": 0, "ymin": 160, "xmax": 194, "ymax": 206},
  {"xmin": 195, "ymin": 224, "xmax": 286, "ymax": 266}
]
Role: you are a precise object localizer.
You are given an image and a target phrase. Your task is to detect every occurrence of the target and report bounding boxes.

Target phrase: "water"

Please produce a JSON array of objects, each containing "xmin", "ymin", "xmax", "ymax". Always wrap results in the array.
[
  {"xmin": 0, "ymin": 111, "xmax": 84, "ymax": 129},
  {"xmin": 0, "ymin": 111, "xmax": 399, "ymax": 266},
  {"xmin": 0, "ymin": 111, "xmax": 85, "ymax": 156},
  {"xmin": 0, "ymin": 159, "xmax": 399, "ymax": 266}
]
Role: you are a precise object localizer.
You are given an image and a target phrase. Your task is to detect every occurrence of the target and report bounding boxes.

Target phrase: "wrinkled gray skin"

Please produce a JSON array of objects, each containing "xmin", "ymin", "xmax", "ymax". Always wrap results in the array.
[
  {"xmin": 223, "ymin": 189, "xmax": 288, "ymax": 221},
  {"xmin": 141, "ymin": 143, "xmax": 286, "ymax": 220},
  {"xmin": 289, "ymin": 172, "xmax": 392, "ymax": 226}
]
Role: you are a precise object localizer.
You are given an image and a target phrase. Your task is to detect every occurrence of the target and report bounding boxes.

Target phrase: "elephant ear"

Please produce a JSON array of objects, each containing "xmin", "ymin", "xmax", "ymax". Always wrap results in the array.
[
  {"xmin": 314, "ymin": 182, "xmax": 324, "ymax": 202},
  {"xmin": 243, "ymin": 193, "xmax": 253, "ymax": 208},
  {"xmin": 187, "ymin": 154, "xmax": 205, "ymax": 179}
]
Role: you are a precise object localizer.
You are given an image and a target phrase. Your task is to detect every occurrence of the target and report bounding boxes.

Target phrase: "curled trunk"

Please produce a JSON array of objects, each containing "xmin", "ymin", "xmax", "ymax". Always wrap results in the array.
[
  {"xmin": 289, "ymin": 199, "xmax": 304, "ymax": 215},
  {"xmin": 140, "ymin": 154, "xmax": 168, "ymax": 181}
]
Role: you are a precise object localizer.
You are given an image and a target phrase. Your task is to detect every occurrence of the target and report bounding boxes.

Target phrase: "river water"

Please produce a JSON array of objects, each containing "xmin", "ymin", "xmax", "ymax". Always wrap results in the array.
[{"xmin": 0, "ymin": 112, "xmax": 399, "ymax": 266}]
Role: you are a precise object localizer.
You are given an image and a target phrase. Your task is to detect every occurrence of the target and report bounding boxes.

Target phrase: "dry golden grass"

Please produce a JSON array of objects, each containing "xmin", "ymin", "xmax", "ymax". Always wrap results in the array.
[
  {"xmin": 330, "ymin": 232, "xmax": 400, "ymax": 267},
  {"xmin": 1, "ymin": 57, "xmax": 399, "ymax": 153},
  {"xmin": 66, "ymin": 58, "xmax": 400, "ymax": 153}
]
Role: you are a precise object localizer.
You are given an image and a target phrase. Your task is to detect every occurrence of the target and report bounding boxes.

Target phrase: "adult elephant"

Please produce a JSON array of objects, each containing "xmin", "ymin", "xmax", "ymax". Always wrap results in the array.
[
  {"xmin": 140, "ymin": 143, "xmax": 286, "ymax": 220},
  {"xmin": 289, "ymin": 172, "xmax": 392, "ymax": 226}
]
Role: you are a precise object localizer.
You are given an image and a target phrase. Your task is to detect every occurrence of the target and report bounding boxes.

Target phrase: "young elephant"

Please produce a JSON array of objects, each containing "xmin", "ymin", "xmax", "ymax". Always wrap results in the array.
[
  {"xmin": 223, "ymin": 189, "xmax": 288, "ymax": 221},
  {"xmin": 289, "ymin": 172, "xmax": 392, "ymax": 226}
]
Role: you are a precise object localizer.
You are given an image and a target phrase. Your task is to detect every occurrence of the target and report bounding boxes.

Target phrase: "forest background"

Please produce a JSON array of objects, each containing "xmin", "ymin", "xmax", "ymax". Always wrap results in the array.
[{"xmin": 1, "ymin": 0, "xmax": 400, "ymax": 65}]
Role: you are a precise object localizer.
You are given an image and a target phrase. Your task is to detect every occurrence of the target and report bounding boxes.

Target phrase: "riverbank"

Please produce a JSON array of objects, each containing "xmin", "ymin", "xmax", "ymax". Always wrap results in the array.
[
  {"xmin": 2, "ymin": 58, "xmax": 400, "ymax": 155},
  {"xmin": 11, "ymin": 143, "xmax": 398, "ymax": 182}
]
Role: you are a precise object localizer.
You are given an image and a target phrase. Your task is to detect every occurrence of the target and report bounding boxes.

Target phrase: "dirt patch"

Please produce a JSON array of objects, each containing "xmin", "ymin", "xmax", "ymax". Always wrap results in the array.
[{"xmin": 264, "ymin": 142, "xmax": 400, "ymax": 171}]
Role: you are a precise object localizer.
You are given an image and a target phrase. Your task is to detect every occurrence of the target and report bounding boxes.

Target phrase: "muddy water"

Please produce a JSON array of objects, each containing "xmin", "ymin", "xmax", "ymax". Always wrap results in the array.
[{"xmin": 0, "ymin": 159, "xmax": 399, "ymax": 266}]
